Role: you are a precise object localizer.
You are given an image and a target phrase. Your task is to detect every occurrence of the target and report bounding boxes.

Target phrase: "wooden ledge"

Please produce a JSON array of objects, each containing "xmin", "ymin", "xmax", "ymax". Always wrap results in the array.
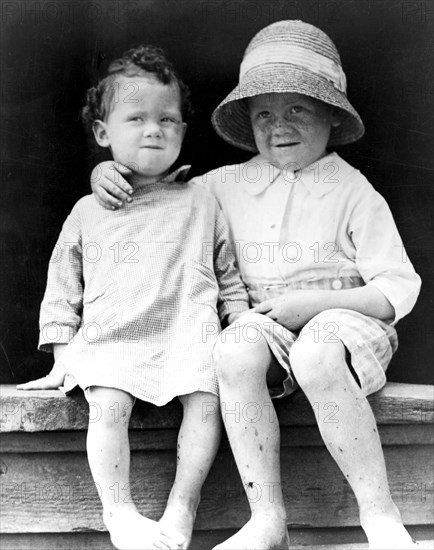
[{"xmin": 1, "ymin": 382, "xmax": 433, "ymax": 433}]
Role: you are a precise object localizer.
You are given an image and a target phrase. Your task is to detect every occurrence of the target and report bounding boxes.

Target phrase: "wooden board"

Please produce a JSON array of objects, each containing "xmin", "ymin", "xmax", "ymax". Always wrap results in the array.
[
  {"xmin": 1, "ymin": 424, "xmax": 433, "ymax": 454},
  {"xmin": 1, "ymin": 383, "xmax": 433, "ymax": 433},
  {"xmin": 1, "ymin": 445, "xmax": 433, "ymax": 533},
  {"xmin": 0, "ymin": 527, "xmax": 433, "ymax": 550}
]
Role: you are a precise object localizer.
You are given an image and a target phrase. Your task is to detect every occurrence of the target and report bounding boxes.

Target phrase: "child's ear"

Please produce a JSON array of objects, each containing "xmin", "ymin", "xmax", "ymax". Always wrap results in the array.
[
  {"xmin": 330, "ymin": 108, "xmax": 342, "ymax": 128},
  {"xmin": 92, "ymin": 120, "xmax": 111, "ymax": 148},
  {"xmin": 181, "ymin": 122, "xmax": 188, "ymax": 140}
]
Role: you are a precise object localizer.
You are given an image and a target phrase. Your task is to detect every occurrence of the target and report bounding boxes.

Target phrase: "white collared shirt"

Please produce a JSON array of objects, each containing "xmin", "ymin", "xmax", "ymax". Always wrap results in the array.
[{"xmin": 192, "ymin": 152, "xmax": 421, "ymax": 323}]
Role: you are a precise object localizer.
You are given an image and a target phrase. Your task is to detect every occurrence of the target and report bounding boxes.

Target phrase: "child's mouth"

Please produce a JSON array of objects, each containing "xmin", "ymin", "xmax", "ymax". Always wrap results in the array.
[{"xmin": 274, "ymin": 142, "xmax": 300, "ymax": 148}]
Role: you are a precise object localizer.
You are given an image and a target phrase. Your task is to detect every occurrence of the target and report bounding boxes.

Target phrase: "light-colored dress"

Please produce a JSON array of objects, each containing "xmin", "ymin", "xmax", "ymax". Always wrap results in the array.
[
  {"xmin": 193, "ymin": 153, "xmax": 421, "ymax": 396},
  {"xmin": 38, "ymin": 167, "xmax": 249, "ymax": 405}
]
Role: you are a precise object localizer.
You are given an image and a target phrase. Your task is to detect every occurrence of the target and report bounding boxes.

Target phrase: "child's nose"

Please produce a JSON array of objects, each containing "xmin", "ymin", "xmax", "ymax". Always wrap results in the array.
[
  {"xmin": 272, "ymin": 114, "xmax": 293, "ymax": 130},
  {"xmin": 271, "ymin": 116, "xmax": 286, "ymax": 131},
  {"xmin": 142, "ymin": 122, "xmax": 162, "ymax": 138}
]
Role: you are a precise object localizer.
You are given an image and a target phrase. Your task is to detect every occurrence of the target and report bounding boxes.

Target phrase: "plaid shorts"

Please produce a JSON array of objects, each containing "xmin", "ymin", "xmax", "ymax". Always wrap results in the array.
[
  {"xmin": 228, "ymin": 275, "xmax": 398, "ymax": 398},
  {"xmin": 229, "ymin": 308, "xmax": 397, "ymax": 398}
]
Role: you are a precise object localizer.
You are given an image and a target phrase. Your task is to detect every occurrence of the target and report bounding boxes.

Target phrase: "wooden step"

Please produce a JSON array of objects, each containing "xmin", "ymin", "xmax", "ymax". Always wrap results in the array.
[
  {"xmin": 1, "ymin": 530, "xmax": 433, "ymax": 550},
  {"xmin": 1, "ymin": 382, "xmax": 433, "ymax": 432},
  {"xmin": 1, "ymin": 382, "xmax": 433, "ymax": 546}
]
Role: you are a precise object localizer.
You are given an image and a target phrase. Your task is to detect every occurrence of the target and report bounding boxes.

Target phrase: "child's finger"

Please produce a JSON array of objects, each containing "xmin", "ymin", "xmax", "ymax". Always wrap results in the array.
[
  {"xmin": 253, "ymin": 300, "xmax": 273, "ymax": 314},
  {"xmin": 104, "ymin": 177, "xmax": 133, "ymax": 202},
  {"xmin": 113, "ymin": 162, "xmax": 133, "ymax": 175},
  {"xmin": 96, "ymin": 188, "xmax": 124, "ymax": 210},
  {"xmin": 16, "ymin": 377, "xmax": 53, "ymax": 390},
  {"xmin": 110, "ymin": 165, "xmax": 134, "ymax": 195}
]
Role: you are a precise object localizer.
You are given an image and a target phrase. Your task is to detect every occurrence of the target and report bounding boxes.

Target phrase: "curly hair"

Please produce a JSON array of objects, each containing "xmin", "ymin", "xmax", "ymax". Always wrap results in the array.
[{"xmin": 81, "ymin": 45, "xmax": 193, "ymax": 132}]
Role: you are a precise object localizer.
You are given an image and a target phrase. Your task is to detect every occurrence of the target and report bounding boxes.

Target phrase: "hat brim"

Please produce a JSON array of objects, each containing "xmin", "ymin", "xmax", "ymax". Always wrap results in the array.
[{"xmin": 212, "ymin": 66, "xmax": 365, "ymax": 151}]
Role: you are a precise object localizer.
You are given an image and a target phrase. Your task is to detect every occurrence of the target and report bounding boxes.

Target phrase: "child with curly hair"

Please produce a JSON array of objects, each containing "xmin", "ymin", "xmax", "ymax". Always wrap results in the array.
[{"xmin": 17, "ymin": 45, "xmax": 249, "ymax": 550}]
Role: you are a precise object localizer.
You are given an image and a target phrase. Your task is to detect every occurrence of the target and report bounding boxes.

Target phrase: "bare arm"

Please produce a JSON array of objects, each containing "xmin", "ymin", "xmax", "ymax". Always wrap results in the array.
[{"xmin": 253, "ymin": 285, "xmax": 394, "ymax": 332}]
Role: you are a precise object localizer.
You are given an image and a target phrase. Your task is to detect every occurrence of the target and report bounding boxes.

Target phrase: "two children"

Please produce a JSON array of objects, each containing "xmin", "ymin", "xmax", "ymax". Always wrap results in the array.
[
  {"xmin": 91, "ymin": 21, "xmax": 421, "ymax": 550},
  {"xmin": 17, "ymin": 46, "xmax": 249, "ymax": 550}
]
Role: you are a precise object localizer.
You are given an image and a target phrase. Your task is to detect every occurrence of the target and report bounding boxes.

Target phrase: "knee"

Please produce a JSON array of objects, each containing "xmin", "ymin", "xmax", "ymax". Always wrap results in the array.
[
  {"xmin": 86, "ymin": 386, "xmax": 134, "ymax": 428},
  {"xmin": 290, "ymin": 331, "xmax": 346, "ymax": 391},
  {"xmin": 213, "ymin": 328, "xmax": 270, "ymax": 386}
]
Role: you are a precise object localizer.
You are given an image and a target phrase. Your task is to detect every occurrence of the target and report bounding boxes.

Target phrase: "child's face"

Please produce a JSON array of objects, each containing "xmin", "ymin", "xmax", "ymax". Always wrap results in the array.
[
  {"xmin": 93, "ymin": 74, "xmax": 187, "ymax": 184},
  {"xmin": 248, "ymin": 92, "xmax": 339, "ymax": 170}
]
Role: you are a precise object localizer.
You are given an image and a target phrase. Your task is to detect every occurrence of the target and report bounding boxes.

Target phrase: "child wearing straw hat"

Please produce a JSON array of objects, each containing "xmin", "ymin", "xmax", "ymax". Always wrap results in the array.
[{"xmin": 91, "ymin": 21, "xmax": 421, "ymax": 550}]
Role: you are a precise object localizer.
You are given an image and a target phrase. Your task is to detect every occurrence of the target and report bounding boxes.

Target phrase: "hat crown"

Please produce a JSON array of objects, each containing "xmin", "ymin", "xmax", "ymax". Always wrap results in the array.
[
  {"xmin": 239, "ymin": 20, "xmax": 347, "ymax": 94},
  {"xmin": 244, "ymin": 20, "xmax": 342, "ymax": 67},
  {"xmin": 211, "ymin": 20, "xmax": 365, "ymax": 151}
]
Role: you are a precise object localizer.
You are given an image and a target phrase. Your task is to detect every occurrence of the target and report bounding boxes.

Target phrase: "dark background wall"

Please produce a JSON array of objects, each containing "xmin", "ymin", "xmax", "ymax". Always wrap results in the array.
[{"xmin": 1, "ymin": 0, "xmax": 433, "ymax": 385}]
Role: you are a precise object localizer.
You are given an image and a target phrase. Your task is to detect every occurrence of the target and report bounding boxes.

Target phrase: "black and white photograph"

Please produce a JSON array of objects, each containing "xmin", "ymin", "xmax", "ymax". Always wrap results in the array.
[{"xmin": 1, "ymin": 1, "xmax": 433, "ymax": 549}]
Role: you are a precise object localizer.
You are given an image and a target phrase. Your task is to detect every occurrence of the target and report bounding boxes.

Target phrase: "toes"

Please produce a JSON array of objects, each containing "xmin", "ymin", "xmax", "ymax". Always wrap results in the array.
[
  {"xmin": 158, "ymin": 528, "xmax": 185, "ymax": 548},
  {"xmin": 152, "ymin": 534, "xmax": 181, "ymax": 550}
]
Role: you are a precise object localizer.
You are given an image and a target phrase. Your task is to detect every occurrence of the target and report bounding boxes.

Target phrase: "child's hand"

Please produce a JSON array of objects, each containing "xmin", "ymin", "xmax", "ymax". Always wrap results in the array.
[
  {"xmin": 16, "ymin": 366, "xmax": 66, "ymax": 391},
  {"xmin": 253, "ymin": 291, "xmax": 323, "ymax": 331},
  {"xmin": 91, "ymin": 161, "xmax": 133, "ymax": 210},
  {"xmin": 17, "ymin": 345, "xmax": 67, "ymax": 390}
]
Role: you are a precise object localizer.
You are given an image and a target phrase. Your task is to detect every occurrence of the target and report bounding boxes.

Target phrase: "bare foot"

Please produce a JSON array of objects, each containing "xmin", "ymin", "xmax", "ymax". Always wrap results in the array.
[
  {"xmin": 159, "ymin": 504, "xmax": 196, "ymax": 550},
  {"xmin": 362, "ymin": 514, "xmax": 417, "ymax": 549},
  {"xmin": 104, "ymin": 508, "xmax": 185, "ymax": 550},
  {"xmin": 212, "ymin": 514, "xmax": 289, "ymax": 550}
]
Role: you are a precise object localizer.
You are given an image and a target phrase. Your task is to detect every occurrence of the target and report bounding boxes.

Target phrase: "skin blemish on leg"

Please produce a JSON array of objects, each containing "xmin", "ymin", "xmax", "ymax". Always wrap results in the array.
[
  {"xmin": 247, "ymin": 482, "xmax": 254, "ymax": 488},
  {"xmin": 354, "ymin": 437, "xmax": 358, "ymax": 440},
  {"xmin": 259, "ymin": 444, "xmax": 263, "ymax": 451},
  {"xmin": 338, "ymin": 447, "xmax": 344, "ymax": 453},
  {"xmin": 254, "ymin": 428, "xmax": 258, "ymax": 436},
  {"xmin": 373, "ymin": 428, "xmax": 377, "ymax": 433}
]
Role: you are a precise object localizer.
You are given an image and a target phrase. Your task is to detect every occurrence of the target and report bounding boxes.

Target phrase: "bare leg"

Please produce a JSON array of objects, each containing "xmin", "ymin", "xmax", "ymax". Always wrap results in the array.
[
  {"xmin": 159, "ymin": 392, "xmax": 222, "ymax": 549},
  {"xmin": 212, "ymin": 323, "xmax": 290, "ymax": 550},
  {"xmin": 290, "ymin": 331, "xmax": 416, "ymax": 550},
  {"xmin": 85, "ymin": 386, "xmax": 184, "ymax": 550}
]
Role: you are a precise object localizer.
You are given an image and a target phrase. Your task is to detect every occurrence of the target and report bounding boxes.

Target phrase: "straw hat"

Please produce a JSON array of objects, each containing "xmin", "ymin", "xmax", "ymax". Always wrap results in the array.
[{"xmin": 212, "ymin": 20, "xmax": 364, "ymax": 151}]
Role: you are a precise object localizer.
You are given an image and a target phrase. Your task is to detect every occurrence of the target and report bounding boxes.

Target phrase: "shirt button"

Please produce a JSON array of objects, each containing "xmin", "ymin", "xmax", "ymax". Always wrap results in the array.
[
  {"xmin": 270, "ymin": 224, "xmax": 276, "ymax": 229},
  {"xmin": 332, "ymin": 279, "xmax": 343, "ymax": 290}
]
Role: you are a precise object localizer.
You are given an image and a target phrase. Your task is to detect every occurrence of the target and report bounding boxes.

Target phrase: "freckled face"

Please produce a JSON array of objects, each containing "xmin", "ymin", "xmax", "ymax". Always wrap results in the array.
[
  {"xmin": 93, "ymin": 74, "xmax": 186, "ymax": 184},
  {"xmin": 249, "ymin": 92, "xmax": 338, "ymax": 170}
]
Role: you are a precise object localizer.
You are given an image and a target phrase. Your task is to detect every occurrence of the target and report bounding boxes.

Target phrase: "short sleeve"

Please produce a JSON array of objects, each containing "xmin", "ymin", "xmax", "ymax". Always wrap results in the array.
[{"xmin": 349, "ymin": 189, "xmax": 421, "ymax": 323}]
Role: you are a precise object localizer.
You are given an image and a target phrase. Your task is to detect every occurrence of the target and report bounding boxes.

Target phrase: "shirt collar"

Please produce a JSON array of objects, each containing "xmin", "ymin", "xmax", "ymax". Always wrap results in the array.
[
  {"xmin": 297, "ymin": 152, "xmax": 345, "ymax": 197},
  {"xmin": 160, "ymin": 165, "xmax": 191, "ymax": 184},
  {"xmin": 239, "ymin": 152, "xmax": 345, "ymax": 197},
  {"xmin": 239, "ymin": 156, "xmax": 282, "ymax": 196}
]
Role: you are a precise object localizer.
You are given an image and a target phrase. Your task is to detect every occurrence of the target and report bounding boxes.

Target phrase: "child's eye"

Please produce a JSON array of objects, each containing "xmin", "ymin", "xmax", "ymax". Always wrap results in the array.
[
  {"xmin": 257, "ymin": 111, "xmax": 271, "ymax": 119},
  {"xmin": 129, "ymin": 116, "xmax": 144, "ymax": 122},
  {"xmin": 289, "ymin": 106, "xmax": 303, "ymax": 114},
  {"xmin": 161, "ymin": 117, "xmax": 179, "ymax": 124}
]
